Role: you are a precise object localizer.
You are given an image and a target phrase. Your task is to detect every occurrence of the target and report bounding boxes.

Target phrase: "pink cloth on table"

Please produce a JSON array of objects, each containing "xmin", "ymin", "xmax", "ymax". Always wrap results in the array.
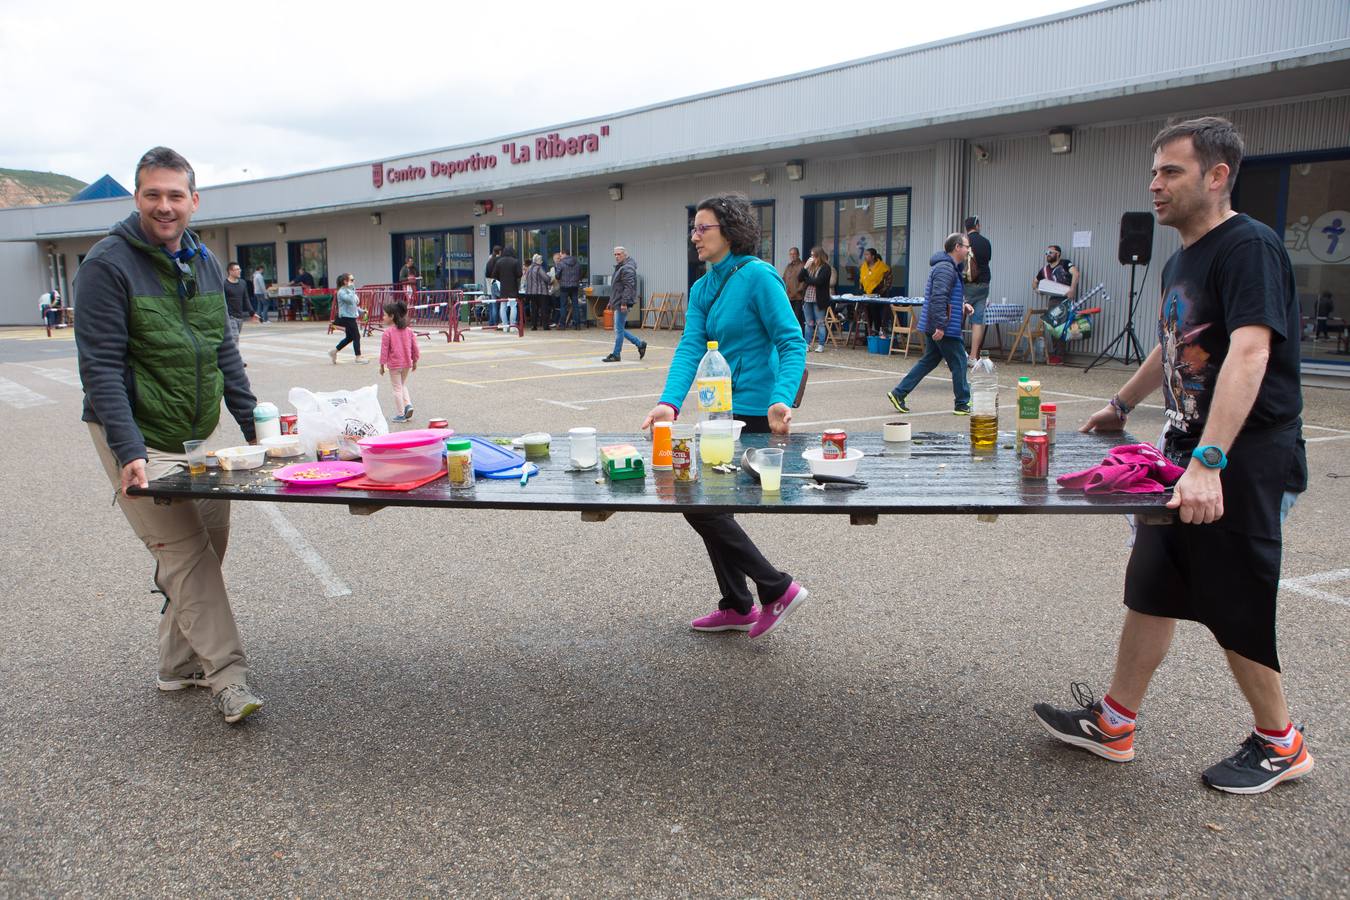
[
  {"xmin": 1056, "ymin": 443, "xmax": 1186, "ymax": 494},
  {"xmin": 380, "ymin": 325, "xmax": 420, "ymax": 368}
]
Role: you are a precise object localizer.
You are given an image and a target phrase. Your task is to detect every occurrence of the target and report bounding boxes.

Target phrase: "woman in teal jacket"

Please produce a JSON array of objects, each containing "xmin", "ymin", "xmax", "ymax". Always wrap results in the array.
[{"xmin": 641, "ymin": 193, "xmax": 810, "ymax": 639}]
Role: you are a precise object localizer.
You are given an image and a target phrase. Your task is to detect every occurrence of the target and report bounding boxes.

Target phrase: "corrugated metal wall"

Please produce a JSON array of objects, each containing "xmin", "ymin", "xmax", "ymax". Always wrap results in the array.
[{"xmin": 965, "ymin": 92, "xmax": 1350, "ymax": 361}]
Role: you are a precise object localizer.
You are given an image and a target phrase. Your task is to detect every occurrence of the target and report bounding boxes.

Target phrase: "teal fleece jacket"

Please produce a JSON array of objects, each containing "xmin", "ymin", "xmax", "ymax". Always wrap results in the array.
[{"xmin": 659, "ymin": 253, "xmax": 808, "ymax": 417}]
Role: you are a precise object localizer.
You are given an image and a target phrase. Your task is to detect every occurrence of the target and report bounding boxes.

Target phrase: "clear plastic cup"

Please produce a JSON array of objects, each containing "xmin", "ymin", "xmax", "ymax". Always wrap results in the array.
[
  {"xmin": 183, "ymin": 439, "xmax": 207, "ymax": 475},
  {"xmin": 569, "ymin": 427, "xmax": 597, "ymax": 469},
  {"xmin": 755, "ymin": 447, "xmax": 784, "ymax": 491},
  {"xmin": 700, "ymin": 420, "xmax": 735, "ymax": 466}
]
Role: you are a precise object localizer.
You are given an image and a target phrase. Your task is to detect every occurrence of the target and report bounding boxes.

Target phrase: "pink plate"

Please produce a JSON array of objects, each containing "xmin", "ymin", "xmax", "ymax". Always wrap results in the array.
[
  {"xmin": 273, "ymin": 460, "xmax": 367, "ymax": 486},
  {"xmin": 357, "ymin": 428, "xmax": 454, "ymax": 452}
]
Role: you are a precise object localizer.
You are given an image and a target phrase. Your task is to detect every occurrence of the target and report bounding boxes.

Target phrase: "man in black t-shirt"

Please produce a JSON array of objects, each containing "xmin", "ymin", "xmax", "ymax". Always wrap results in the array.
[
  {"xmin": 223, "ymin": 262, "xmax": 257, "ymax": 342},
  {"xmin": 1033, "ymin": 117, "xmax": 1313, "ymax": 796},
  {"xmin": 964, "ymin": 216, "xmax": 992, "ymax": 359}
]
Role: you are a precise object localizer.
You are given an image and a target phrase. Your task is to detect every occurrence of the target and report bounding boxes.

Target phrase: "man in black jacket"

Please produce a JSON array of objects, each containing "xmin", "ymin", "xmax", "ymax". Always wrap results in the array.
[{"xmin": 492, "ymin": 247, "xmax": 523, "ymax": 335}]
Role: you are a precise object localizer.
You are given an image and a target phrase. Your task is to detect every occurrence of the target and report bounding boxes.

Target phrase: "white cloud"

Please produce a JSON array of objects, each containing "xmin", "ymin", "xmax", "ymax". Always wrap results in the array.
[{"xmin": 0, "ymin": 0, "xmax": 1084, "ymax": 186}]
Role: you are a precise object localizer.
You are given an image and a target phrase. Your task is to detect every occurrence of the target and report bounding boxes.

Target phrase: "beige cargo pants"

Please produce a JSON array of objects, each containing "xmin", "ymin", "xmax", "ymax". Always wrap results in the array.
[{"xmin": 89, "ymin": 423, "xmax": 250, "ymax": 692}]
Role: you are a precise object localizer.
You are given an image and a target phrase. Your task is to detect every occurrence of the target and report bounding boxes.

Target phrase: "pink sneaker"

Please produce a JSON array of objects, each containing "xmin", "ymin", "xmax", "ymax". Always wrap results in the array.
[
  {"xmin": 749, "ymin": 583, "xmax": 809, "ymax": 639},
  {"xmin": 690, "ymin": 607, "xmax": 759, "ymax": 632}
]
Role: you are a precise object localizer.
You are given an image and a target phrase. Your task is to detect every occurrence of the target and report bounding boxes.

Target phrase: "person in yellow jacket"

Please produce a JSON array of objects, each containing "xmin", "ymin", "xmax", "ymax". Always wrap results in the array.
[{"xmin": 858, "ymin": 248, "xmax": 892, "ymax": 336}]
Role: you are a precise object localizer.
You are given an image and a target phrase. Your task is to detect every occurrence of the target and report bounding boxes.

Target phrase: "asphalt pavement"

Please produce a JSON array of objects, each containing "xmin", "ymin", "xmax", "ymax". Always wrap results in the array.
[{"xmin": 1, "ymin": 321, "xmax": 1346, "ymax": 897}]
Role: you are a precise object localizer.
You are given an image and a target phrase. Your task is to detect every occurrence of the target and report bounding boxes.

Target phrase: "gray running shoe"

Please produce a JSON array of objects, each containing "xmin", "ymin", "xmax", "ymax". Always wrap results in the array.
[
  {"xmin": 214, "ymin": 683, "xmax": 265, "ymax": 724},
  {"xmin": 157, "ymin": 670, "xmax": 207, "ymax": 692}
]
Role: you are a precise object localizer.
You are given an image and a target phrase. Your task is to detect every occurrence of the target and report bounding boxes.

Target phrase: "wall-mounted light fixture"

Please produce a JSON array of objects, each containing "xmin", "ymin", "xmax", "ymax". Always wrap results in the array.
[
  {"xmin": 370, "ymin": 213, "xmax": 382, "ymax": 226},
  {"xmin": 786, "ymin": 160, "xmax": 805, "ymax": 181},
  {"xmin": 1048, "ymin": 127, "xmax": 1073, "ymax": 155},
  {"xmin": 277, "ymin": 222, "xmax": 287, "ymax": 234},
  {"xmin": 607, "ymin": 184, "xmax": 624, "ymax": 201},
  {"xmin": 749, "ymin": 170, "xmax": 769, "ymax": 185},
  {"xmin": 972, "ymin": 144, "xmax": 991, "ymax": 164}
]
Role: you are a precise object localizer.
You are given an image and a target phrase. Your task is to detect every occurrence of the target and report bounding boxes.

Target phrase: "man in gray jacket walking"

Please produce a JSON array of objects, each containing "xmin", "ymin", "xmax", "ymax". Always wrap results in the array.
[{"xmin": 602, "ymin": 247, "xmax": 647, "ymax": 362}]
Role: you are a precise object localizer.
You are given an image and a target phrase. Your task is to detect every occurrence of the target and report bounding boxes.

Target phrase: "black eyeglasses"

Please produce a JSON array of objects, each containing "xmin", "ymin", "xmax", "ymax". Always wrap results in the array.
[{"xmin": 172, "ymin": 258, "xmax": 197, "ymax": 300}]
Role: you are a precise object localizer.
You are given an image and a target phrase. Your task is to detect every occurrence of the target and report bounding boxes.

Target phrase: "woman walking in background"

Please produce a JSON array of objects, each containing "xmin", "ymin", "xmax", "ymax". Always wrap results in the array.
[
  {"xmin": 799, "ymin": 247, "xmax": 832, "ymax": 352},
  {"xmin": 329, "ymin": 273, "xmax": 369, "ymax": 365}
]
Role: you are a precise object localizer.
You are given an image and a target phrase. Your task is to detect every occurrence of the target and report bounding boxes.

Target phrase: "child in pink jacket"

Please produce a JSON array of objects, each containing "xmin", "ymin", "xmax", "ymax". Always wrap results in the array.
[{"xmin": 379, "ymin": 300, "xmax": 420, "ymax": 422}]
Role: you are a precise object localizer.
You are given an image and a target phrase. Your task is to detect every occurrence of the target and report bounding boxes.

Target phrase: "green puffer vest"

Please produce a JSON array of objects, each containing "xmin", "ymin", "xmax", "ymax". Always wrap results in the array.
[{"xmin": 122, "ymin": 231, "xmax": 228, "ymax": 453}]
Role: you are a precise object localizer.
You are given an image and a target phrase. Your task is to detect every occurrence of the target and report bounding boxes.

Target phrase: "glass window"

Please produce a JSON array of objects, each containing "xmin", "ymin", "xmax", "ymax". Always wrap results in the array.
[
  {"xmin": 237, "ymin": 243, "xmax": 276, "ymax": 283},
  {"xmin": 392, "ymin": 229, "xmax": 474, "ymax": 290},
  {"xmin": 288, "ymin": 240, "xmax": 328, "ymax": 287},
  {"xmin": 491, "ymin": 218, "xmax": 590, "ymax": 283},
  {"xmin": 1237, "ymin": 155, "xmax": 1350, "ymax": 369},
  {"xmin": 803, "ymin": 190, "xmax": 911, "ymax": 295}
]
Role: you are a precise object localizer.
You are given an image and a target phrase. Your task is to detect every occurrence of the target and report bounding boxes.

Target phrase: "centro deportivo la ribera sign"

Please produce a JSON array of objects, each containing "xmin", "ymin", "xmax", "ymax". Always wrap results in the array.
[{"xmin": 372, "ymin": 125, "xmax": 611, "ymax": 189}]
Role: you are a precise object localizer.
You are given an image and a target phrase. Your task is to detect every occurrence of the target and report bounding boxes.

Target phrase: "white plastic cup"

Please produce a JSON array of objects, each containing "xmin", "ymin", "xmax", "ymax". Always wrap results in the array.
[
  {"xmin": 883, "ymin": 421, "xmax": 912, "ymax": 442},
  {"xmin": 569, "ymin": 427, "xmax": 597, "ymax": 469},
  {"xmin": 755, "ymin": 448, "xmax": 784, "ymax": 491}
]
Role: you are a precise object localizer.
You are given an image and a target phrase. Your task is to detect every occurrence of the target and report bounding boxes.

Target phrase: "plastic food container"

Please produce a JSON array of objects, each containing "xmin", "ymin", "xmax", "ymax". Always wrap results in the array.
[
  {"xmin": 801, "ymin": 447, "xmax": 864, "ymax": 477},
  {"xmin": 695, "ymin": 419, "xmax": 746, "ymax": 440},
  {"xmin": 357, "ymin": 428, "xmax": 453, "ymax": 483},
  {"xmin": 261, "ymin": 435, "xmax": 305, "ymax": 458},
  {"xmin": 216, "ymin": 445, "xmax": 267, "ymax": 471},
  {"xmin": 520, "ymin": 432, "xmax": 551, "ymax": 459}
]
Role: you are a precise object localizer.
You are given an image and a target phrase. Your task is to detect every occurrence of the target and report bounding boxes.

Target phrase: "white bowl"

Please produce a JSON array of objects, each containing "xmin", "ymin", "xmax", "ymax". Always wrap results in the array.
[
  {"xmin": 216, "ymin": 445, "xmax": 267, "ymax": 471},
  {"xmin": 801, "ymin": 447, "xmax": 863, "ymax": 477},
  {"xmin": 695, "ymin": 420, "xmax": 746, "ymax": 440}
]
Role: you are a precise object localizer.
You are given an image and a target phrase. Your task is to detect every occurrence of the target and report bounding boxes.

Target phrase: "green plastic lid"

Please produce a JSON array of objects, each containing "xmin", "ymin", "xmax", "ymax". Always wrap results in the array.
[
  {"xmin": 1019, "ymin": 376, "xmax": 1029, "ymax": 382},
  {"xmin": 707, "ymin": 340, "xmax": 719, "ymax": 350},
  {"xmin": 446, "ymin": 439, "xmax": 472, "ymax": 451}
]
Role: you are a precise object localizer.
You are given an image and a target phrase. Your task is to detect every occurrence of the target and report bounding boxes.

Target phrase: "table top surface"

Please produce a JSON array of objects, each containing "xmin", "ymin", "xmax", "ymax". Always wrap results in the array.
[
  {"xmin": 831, "ymin": 295, "xmax": 924, "ymax": 305},
  {"xmin": 130, "ymin": 431, "xmax": 1169, "ymax": 517}
]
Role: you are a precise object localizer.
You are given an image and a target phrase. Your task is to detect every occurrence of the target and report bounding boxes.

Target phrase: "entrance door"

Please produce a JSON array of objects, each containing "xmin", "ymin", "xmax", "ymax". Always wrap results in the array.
[
  {"xmin": 392, "ymin": 229, "xmax": 474, "ymax": 289},
  {"xmin": 490, "ymin": 217, "xmax": 590, "ymax": 283}
]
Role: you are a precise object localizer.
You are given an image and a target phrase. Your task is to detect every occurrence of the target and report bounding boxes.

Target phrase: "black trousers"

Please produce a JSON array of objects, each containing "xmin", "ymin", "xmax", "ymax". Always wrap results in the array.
[
  {"xmin": 682, "ymin": 414, "xmax": 792, "ymax": 613},
  {"xmin": 334, "ymin": 317, "xmax": 361, "ymax": 356}
]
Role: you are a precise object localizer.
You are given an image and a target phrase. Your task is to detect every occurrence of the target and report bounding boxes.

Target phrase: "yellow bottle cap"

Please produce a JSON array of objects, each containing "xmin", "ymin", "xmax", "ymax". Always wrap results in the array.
[{"xmin": 707, "ymin": 341, "xmax": 719, "ymax": 350}]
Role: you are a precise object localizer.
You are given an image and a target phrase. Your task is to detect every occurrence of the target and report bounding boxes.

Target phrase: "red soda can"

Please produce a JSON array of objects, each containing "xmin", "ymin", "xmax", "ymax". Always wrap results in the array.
[
  {"xmin": 428, "ymin": 418, "xmax": 449, "ymax": 430},
  {"xmin": 279, "ymin": 414, "xmax": 298, "ymax": 435},
  {"xmin": 1021, "ymin": 431, "xmax": 1049, "ymax": 479},
  {"xmin": 822, "ymin": 429, "xmax": 848, "ymax": 460}
]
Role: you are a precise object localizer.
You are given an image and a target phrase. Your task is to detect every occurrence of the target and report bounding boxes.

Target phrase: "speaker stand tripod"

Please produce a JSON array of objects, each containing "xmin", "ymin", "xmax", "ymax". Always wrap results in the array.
[{"xmin": 1085, "ymin": 261, "xmax": 1146, "ymax": 372}]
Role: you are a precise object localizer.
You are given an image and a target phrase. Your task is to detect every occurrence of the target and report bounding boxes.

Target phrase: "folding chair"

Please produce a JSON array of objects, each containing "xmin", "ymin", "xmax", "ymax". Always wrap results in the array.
[
  {"xmin": 822, "ymin": 306, "xmax": 842, "ymax": 348},
  {"xmin": 640, "ymin": 293, "xmax": 671, "ymax": 329},
  {"xmin": 668, "ymin": 293, "xmax": 687, "ymax": 330},
  {"xmin": 1008, "ymin": 308, "xmax": 1046, "ymax": 364},
  {"xmin": 889, "ymin": 304, "xmax": 923, "ymax": 358}
]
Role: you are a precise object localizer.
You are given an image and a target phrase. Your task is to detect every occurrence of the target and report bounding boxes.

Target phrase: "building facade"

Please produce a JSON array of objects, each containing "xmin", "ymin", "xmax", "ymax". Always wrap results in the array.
[{"xmin": 3, "ymin": 0, "xmax": 1348, "ymax": 375}]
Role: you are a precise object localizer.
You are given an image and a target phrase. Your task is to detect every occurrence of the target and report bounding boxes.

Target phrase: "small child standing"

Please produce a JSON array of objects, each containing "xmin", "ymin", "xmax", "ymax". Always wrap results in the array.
[{"xmin": 379, "ymin": 300, "xmax": 420, "ymax": 423}]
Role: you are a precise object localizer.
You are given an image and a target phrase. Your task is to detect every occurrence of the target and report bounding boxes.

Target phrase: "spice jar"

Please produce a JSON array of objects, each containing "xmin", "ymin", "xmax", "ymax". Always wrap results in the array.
[{"xmin": 446, "ymin": 439, "xmax": 474, "ymax": 490}]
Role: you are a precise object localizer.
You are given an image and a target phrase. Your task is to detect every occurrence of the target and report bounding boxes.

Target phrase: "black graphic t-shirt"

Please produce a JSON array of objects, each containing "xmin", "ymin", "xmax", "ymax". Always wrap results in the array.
[{"xmin": 1157, "ymin": 214, "xmax": 1301, "ymax": 437}]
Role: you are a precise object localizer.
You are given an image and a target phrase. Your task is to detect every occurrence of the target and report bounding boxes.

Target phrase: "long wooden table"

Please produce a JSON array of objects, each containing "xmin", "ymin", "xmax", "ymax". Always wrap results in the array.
[{"xmin": 130, "ymin": 431, "xmax": 1171, "ymax": 524}]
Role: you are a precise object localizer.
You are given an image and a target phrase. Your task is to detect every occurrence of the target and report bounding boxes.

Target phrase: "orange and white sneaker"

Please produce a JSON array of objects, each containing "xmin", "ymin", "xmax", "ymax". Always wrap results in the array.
[
  {"xmin": 1033, "ymin": 683, "xmax": 1135, "ymax": 763},
  {"xmin": 1202, "ymin": 726, "xmax": 1314, "ymax": 795}
]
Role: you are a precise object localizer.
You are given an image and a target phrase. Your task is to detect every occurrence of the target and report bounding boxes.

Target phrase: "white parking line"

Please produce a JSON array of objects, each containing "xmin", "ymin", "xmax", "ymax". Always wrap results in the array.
[
  {"xmin": 13, "ymin": 364, "xmax": 82, "ymax": 387},
  {"xmin": 0, "ymin": 375, "xmax": 55, "ymax": 408},
  {"xmin": 1280, "ymin": 568, "xmax": 1350, "ymax": 608},
  {"xmin": 258, "ymin": 505, "xmax": 352, "ymax": 598}
]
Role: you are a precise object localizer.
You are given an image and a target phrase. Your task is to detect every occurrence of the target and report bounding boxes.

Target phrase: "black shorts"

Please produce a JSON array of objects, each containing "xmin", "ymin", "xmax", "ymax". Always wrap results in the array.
[{"xmin": 1123, "ymin": 422, "xmax": 1298, "ymax": 672}]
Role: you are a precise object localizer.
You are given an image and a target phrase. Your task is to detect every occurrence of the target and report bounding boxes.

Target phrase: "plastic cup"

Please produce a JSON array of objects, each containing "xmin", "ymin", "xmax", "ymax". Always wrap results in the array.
[
  {"xmin": 651, "ymin": 421, "xmax": 673, "ymax": 470},
  {"xmin": 183, "ymin": 439, "xmax": 207, "ymax": 475},
  {"xmin": 700, "ymin": 420, "xmax": 735, "ymax": 466},
  {"xmin": 569, "ymin": 427, "xmax": 597, "ymax": 469},
  {"xmin": 755, "ymin": 447, "xmax": 784, "ymax": 491}
]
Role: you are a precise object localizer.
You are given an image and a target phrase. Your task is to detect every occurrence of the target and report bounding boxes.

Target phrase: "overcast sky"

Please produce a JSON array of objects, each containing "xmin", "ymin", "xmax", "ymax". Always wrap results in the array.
[{"xmin": 2, "ymin": 0, "xmax": 1087, "ymax": 189}]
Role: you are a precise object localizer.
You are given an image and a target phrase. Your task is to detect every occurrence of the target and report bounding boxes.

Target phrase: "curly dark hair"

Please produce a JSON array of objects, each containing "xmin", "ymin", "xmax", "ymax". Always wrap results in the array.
[{"xmin": 695, "ymin": 193, "xmax": 759, "ymax": 257}]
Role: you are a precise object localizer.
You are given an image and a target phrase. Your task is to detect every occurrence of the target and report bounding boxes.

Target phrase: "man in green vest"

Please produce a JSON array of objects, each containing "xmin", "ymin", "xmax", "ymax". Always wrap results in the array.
[{"xmin": 76, "ymin": 147, "xmax": 264, "ymax": 724}]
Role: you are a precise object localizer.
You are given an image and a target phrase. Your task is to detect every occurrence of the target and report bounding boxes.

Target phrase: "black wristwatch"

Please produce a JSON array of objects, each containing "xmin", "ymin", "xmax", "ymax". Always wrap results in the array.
[{"xmin": 1191, "ymin": 445, "xmax": 1228, "ymax": 469}]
